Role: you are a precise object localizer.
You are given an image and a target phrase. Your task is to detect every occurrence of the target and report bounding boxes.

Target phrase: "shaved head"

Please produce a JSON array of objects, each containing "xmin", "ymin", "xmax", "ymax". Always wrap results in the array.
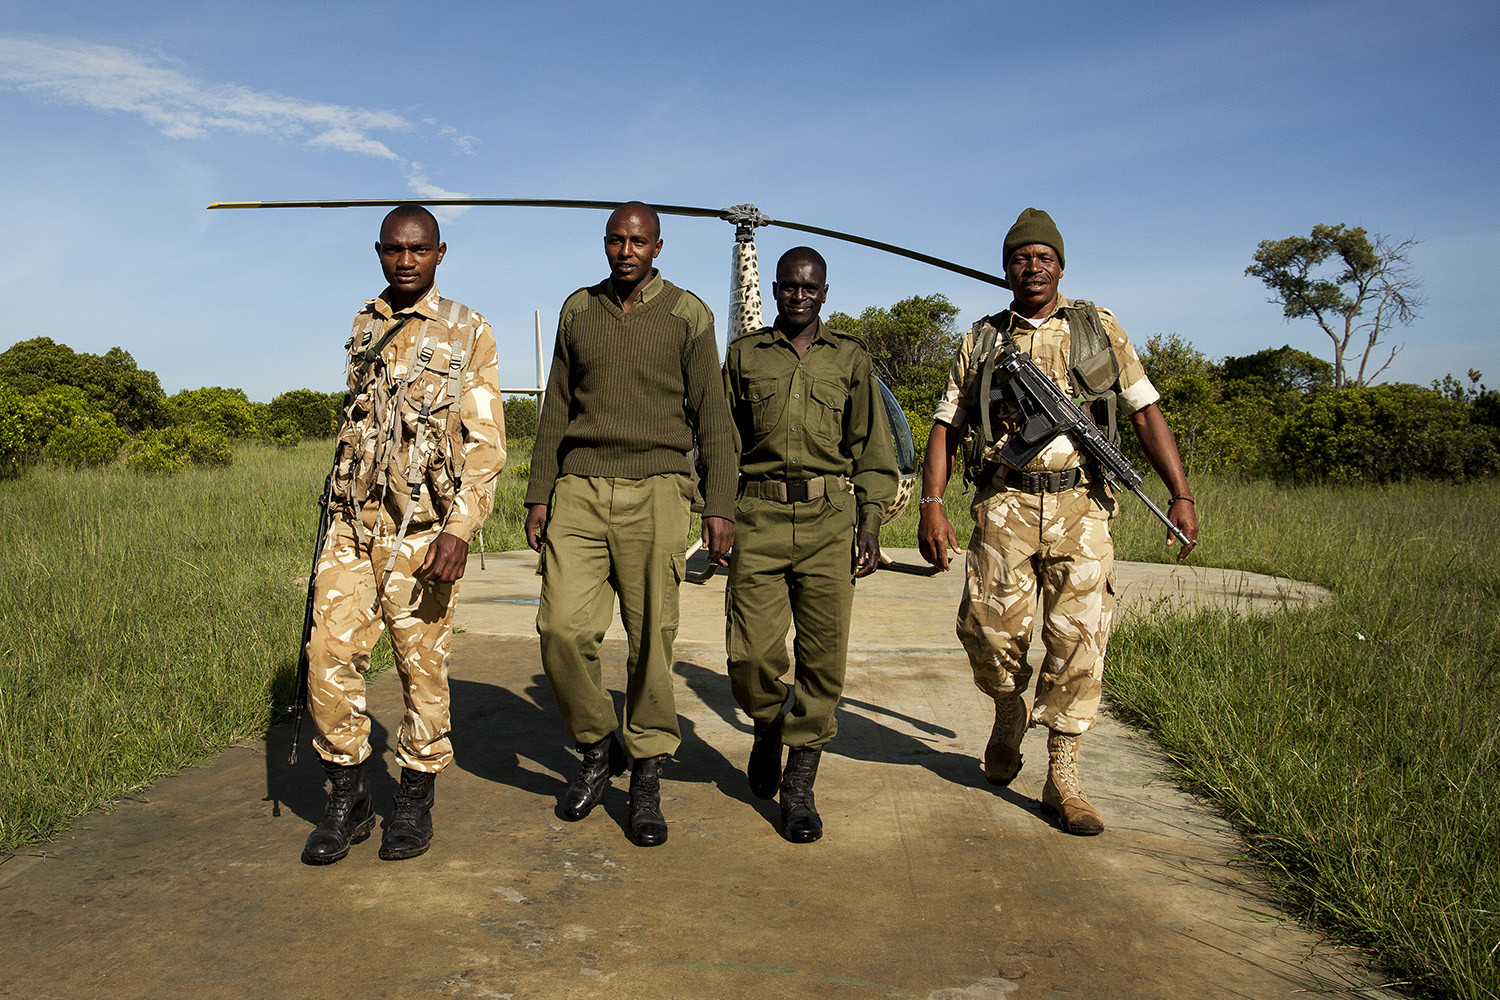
[
  {"xmin": 777, "ymin": 246, "xmax": 827, "ymax": 284},
  {"xmin": 381, "ymin": 204, "xmax": 440, "ymax": 244},
  {"xmin": 607, "ymin": 201, "xmax": 661, "ymax": 242}
]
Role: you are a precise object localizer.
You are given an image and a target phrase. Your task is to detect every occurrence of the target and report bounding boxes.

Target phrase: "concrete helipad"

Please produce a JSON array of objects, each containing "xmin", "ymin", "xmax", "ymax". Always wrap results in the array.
[{"xmin": 0, "ymin": 550, "xmax": 1397, "ymax": 999}]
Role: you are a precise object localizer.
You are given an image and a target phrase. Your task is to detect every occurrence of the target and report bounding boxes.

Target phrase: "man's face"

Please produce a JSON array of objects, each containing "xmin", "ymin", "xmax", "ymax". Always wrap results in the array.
[
  {"xmin": 604, "ymin": 209, "xmax": 662, "ymax": 286},
  {"xmin": 377, "ymin": 215, "xmax": 445, "ymax": 303},
  {"xmin": 1005, "ymin": 243, "xmax": 1062, "ymax": 318},
  {"xmin": 772, "ymin": 259, "xmax": 828, "ymax": 330}
]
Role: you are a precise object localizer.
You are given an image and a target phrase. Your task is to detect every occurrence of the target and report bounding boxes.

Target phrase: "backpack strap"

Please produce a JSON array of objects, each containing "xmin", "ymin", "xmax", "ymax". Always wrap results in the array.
[{"xmin": 1058, "ymin": 299, "xmax": 1122, "ymax": 444}]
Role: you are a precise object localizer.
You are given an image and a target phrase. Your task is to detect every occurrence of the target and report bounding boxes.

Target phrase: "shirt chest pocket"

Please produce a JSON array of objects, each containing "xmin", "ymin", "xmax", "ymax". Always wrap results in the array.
[
  {"xmin": 746, "ymin": 378, "xmax": 782, "ymax": 437},
  {"xmin": 808, "ymin": 378, "xmax": 847, "ymax": 436}
]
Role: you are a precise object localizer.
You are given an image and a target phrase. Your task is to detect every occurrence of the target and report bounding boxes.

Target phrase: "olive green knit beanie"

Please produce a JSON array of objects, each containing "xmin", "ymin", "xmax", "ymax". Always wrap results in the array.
[{"xmin": 1003, "ymin": 208, "xmax": 1064, "ymax": 270}]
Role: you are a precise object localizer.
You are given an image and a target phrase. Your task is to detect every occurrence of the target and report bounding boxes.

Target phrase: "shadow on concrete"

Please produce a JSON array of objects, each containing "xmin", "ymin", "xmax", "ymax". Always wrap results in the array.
[
  {"xmin": 675, "ymin": 661, "xmax": 997, "ymax": 797},
  {"xmin": 449, "ymin": 673, "xmax": 575, "ymax": 799},
  {"xmin": 444, "ymin": 668, "xmax": 772, "ymax": 833}
]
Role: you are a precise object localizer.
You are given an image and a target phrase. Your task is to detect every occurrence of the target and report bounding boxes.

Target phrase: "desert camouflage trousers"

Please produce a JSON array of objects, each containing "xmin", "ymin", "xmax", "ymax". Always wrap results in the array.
[
  {"xmin": 306, "ymin": 507, "xmax": 457, "ymax": 772},
  {"xmin": 957, "ymin": 484, "xmax": 1115, "ymax": 735}
]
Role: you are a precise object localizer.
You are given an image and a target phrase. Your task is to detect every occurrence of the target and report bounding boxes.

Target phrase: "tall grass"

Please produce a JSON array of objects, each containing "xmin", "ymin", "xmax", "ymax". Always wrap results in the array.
[
  {"xmin": 0, "ymin": 439, "xmax": 535, "ymax": 851},
  {"xmin": 0, "ymin": 444, "xmax": 325, "ymax": 848},
  {"xmin": 1104, "ymin": 478, "xmax": 1500, "ymax": 1000}
]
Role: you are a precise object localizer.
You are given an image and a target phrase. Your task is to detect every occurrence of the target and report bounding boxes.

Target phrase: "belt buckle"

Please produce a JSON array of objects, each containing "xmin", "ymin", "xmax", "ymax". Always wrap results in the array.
[{"xmin": 784, "ymin": 479, "xmax": 810, "ymax": 503}]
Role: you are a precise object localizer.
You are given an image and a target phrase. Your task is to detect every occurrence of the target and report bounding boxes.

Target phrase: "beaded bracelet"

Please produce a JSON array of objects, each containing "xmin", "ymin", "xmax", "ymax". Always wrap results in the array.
[
  {"xmin": 1170, "ymin": 496, "xmax": 1195, "ymax": 504},
  {"xmin": 919, "ymin": 496, "xmax": 944, "ymax": 505}
]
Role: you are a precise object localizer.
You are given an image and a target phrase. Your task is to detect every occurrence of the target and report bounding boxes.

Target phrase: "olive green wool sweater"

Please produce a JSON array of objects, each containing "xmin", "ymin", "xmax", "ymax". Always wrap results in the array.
[{"xmin": 525, "ymin": 274, "xmax": 737, "ymax": 521}]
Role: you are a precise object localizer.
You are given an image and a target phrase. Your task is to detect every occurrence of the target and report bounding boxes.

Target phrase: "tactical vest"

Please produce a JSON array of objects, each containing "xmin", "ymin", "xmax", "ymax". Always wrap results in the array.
[
  {"xmin": 960, "ymin": 299, "xmax": 1121, "ymax": 483},
  {"xmin": 329, "ymin": 297, "xmax": 479, "ymax": 553}
]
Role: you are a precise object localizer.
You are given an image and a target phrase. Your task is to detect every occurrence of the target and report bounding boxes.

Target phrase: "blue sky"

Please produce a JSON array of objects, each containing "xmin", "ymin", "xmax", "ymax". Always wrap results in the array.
[{"xmin": 2, "ymin": 0, "xmax": 1496, "ymax": 401}]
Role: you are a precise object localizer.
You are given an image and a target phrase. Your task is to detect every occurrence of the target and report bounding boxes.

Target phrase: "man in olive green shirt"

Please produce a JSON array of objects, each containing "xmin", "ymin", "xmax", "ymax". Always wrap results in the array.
[{"xmin": 723, "ymin": 246, "xmax": 898, "ymax": 843}]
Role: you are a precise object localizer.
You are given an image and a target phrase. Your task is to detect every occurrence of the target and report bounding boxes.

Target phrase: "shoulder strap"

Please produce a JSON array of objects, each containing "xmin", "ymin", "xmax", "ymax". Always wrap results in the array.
[{"xmin": 1060, "ymin": 299, "xmax": 1120, "ymax": 395}]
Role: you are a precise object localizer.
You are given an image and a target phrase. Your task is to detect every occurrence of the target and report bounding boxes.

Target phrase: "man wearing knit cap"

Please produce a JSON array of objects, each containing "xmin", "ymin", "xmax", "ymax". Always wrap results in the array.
[
  {"xmin": 917, "ymin": 208, "xmax": 1198, "ymax": 835},
  {"xmin": 525, "ymin": 201, "xmax": 737, "ymax": 848}
]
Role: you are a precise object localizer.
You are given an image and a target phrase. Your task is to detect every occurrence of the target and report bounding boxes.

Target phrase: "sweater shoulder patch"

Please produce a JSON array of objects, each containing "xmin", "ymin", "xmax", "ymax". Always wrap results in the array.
[{"xmin": 669, "ymin": 286, "xmax": 715, "ymax": 334}]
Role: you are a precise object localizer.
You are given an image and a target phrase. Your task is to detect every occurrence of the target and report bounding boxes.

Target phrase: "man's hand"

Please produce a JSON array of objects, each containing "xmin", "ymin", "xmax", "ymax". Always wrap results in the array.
[
  {"xmin": 418, "ymin": 531, "xmax": 470, "ymax": 583},
  {"xmin": 918, "ymin": 503, "xmax": 961, "ymax": 571},
  {"xmin": 703, "ymin": 515, "xmax": 734, "ymax": 566},
  {"xmin": 525, "ymin": 504, "xmax": 549, "ymax": 552},
  {"xmin": 1168, "ymin": 498, "xmax": 1199, "ymax": 563},
  {"xmin": 853, "ymin": 530, "xmax": 880, "ymax": 578},
  {"xmin": 1128, "ymin": 405, "xmax": 1198, "ymax": 564}
]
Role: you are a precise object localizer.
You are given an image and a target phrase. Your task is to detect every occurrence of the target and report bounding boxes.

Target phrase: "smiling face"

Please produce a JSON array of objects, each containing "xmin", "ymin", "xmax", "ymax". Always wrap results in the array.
[
  {"xmin": 1005, "ymin": 243, "xmax": 1062, "ymax": 319},
  {"xmin": 376, "ymin": 212, "xmax": 445, "ymax": 310},
  {"xmin": 772, "ymin": 256, "xmax": 828, "ymax": 334},
  {"xmin": 603, "ymin": 204, "xmax": 662, "ymax": 291}
]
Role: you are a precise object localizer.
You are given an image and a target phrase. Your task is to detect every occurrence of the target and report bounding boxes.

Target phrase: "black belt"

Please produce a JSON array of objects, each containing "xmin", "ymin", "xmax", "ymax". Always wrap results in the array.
[{"xmin": 1000, "ymin": 467, "xmax": 1086, "ymax": 494}]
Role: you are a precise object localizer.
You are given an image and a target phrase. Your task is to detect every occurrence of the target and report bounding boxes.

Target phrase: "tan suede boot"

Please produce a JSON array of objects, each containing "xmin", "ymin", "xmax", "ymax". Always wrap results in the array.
[
  {"xmin": 1041, "ymin": 730, "xmax": 1104, "ymax": 835},
  {"xmin": 983, "ymin": 693, "xmax": 1028, "ymax": 785}
]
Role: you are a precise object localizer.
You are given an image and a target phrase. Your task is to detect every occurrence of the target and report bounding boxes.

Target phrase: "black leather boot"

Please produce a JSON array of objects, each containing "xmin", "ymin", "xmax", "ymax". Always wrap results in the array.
[
  {"xmin": 747, "ymin": 714, "xmax": 785, "ymax": 800},
  {"xmin": 561, "ymin": 733, "xmax": 625, "ymax": 821},
  {"xmin": 779, "ymin": 747, "xmax": 823, "ymax": 844},
  {"xmin": 379, "ymin": 768, "xmax": 436, "ymax": 861},
  {"xmin": 301, "ymin": 759, "xmax": 374, "ymax": 865},
  {"xmin": 627, "ymin": 755, "xmax": 669, "ymax": 847}
]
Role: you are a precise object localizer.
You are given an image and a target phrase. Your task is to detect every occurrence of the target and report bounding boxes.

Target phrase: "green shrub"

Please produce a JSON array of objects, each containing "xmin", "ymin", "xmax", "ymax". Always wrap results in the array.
[
  {"xmin": 124, "ymin": 426, "xmax": 233, "ymax": 473},
  {"xmin": 267, "ymin": 417, "xmax": 303, "ymax": 448},
  {"xmin": 169, "ymin": 387, "xmax": 260, "ymax": 439},
  {"xmin": 266, "ymin": 388, "xmax": 343, "ymax": 438},
  {"xmin": 24, "ymin": 384, "xmax": 93, "ymax": 449},
  {"xmin": 503, "ymin": 396, "xmax": 538, "ymax": 439},
  {"xmin": 123, "ymin": 433, "xmax": 186, "ymax": 474},
  {"xmin": 44, "ymin": 412, "xmax": 127, "ymax": 467},
  {"xmin": 0, "ymin": 387, "xmax": 41, "ymax": 475},
  {"xmin": 1278, "ymin": 384, "xmax": 1499, "ymax": 483}
]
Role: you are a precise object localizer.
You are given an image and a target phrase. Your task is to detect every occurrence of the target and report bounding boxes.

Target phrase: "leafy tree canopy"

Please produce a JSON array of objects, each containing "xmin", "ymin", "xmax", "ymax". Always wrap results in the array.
[
  {"xmin": 0, "ymin": 337, "xmax": 170, "ymax": 432},
  {"xmin": 1220, "ymin": 345, "xmax": 1334, "ymax": 399},
  {"xmin": 827, "ymin": 293, "xmax": 960, "ymax": 423},
  {"xmin": 1246, "ymin": 224, "xmax": 1422, "ymax": 389}
]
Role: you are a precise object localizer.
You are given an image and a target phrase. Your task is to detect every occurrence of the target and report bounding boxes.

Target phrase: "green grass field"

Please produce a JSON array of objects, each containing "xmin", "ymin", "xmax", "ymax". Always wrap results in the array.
[{"xmin": 1, "ymin": 446, "xmax": 1495, "ymax": 998}]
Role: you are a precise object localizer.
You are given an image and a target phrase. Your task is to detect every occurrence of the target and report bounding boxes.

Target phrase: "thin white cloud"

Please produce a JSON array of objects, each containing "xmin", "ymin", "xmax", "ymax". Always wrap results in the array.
[
  {"xmin": 0, "ymin": 35, "xmax": 408, "ymax": 159},
  {"xmin": 407, "ymin": 175, "xmax": 473, "ymax": 220}
]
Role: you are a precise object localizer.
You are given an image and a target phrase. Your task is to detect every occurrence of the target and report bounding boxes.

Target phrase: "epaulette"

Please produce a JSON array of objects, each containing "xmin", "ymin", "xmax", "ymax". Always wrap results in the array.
[
  {"xmin": 826, "ymin": 324, "xmax": 869, "ymax": 349},
  {"xmin": 432, "ymin": 296, "xmax": 475, "ymax": 330}
]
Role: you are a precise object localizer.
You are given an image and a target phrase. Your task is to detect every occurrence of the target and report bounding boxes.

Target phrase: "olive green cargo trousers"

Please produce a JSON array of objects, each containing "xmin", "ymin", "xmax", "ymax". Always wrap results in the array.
[
  {"xmin": 537, "ymin": 474, "xmax": 690, "ymax": 759},
  {"xmin": 725, "ymin": 489, "xmax": 858, "ymax": 750}
]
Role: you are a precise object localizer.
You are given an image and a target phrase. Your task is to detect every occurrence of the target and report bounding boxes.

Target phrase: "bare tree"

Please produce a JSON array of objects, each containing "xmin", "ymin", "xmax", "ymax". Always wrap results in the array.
[{"xmin": 1245, "ymin": 224, "xmax": 1423, "ymax": 389}]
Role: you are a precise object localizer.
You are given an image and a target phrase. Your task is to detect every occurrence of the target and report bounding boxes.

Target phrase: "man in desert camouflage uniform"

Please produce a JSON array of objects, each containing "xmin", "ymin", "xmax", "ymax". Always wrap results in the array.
[
  {"xmin": 918, "ymin": 208, "xmax": 1196, "ymax": 835},
  {"xmin": 301, "ymin": 205, "xmax": 505, "ymax": 865}
]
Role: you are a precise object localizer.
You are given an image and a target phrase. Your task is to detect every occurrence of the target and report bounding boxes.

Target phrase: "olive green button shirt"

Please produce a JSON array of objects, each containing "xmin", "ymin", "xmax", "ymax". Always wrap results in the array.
[{"xmin": 724, "ymin": 320, "xmax": 898, "ymax": 535}]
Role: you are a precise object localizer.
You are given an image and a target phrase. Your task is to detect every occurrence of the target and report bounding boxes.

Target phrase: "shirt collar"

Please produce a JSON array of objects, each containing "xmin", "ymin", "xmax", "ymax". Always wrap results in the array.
[
  {"xmin": 605, "ymin": 269, "xmax": 663, "ymax": 308},
  {"xmin": 1003, "ymin": 293, "xmax": 1069, "ymax": 331},
  {"xmin": 369, "ymin": 284, "xmax": 445, "ymax": 321},
  {"xmin": 767, "ymin": 317, "xmax": 836, "ymax": 348}
]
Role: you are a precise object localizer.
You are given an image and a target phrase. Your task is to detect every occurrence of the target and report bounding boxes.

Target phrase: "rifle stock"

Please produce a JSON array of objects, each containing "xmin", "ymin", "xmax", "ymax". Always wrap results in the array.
[{"xmin": 994, "ymin": 348, "xmax": 1191, "ymax": 547}]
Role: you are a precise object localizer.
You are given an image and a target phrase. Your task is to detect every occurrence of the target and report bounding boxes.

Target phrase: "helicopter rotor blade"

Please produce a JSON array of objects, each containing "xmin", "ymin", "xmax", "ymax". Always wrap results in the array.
[
  {"xmin": 206, "ymin": 198, "xmax": 1008, "ymax": 289},
  {"xmin": 207, "ymin": 197, "xmax": 727, "ymax": 218},
  {"xmin": 761, "ymin": 217, "xmax": 1007, "ymax": 289}
]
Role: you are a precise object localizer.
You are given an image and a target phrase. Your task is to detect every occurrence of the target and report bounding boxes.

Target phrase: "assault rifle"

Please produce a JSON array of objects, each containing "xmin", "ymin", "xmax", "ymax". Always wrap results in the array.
[
  {"xmin": 288, "ymin": 471, "xmax": 337, "ymax": 765},
  {"xmin": 988, "ymin": 344, "xmax": 1191, "ymax": 547}
]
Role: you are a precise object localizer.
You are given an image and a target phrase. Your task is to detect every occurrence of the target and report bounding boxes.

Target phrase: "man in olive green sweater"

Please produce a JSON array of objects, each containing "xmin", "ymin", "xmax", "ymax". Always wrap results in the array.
[{"xmin": 525, "ymin": 202, "xmax": 736, "ymax": 847}]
